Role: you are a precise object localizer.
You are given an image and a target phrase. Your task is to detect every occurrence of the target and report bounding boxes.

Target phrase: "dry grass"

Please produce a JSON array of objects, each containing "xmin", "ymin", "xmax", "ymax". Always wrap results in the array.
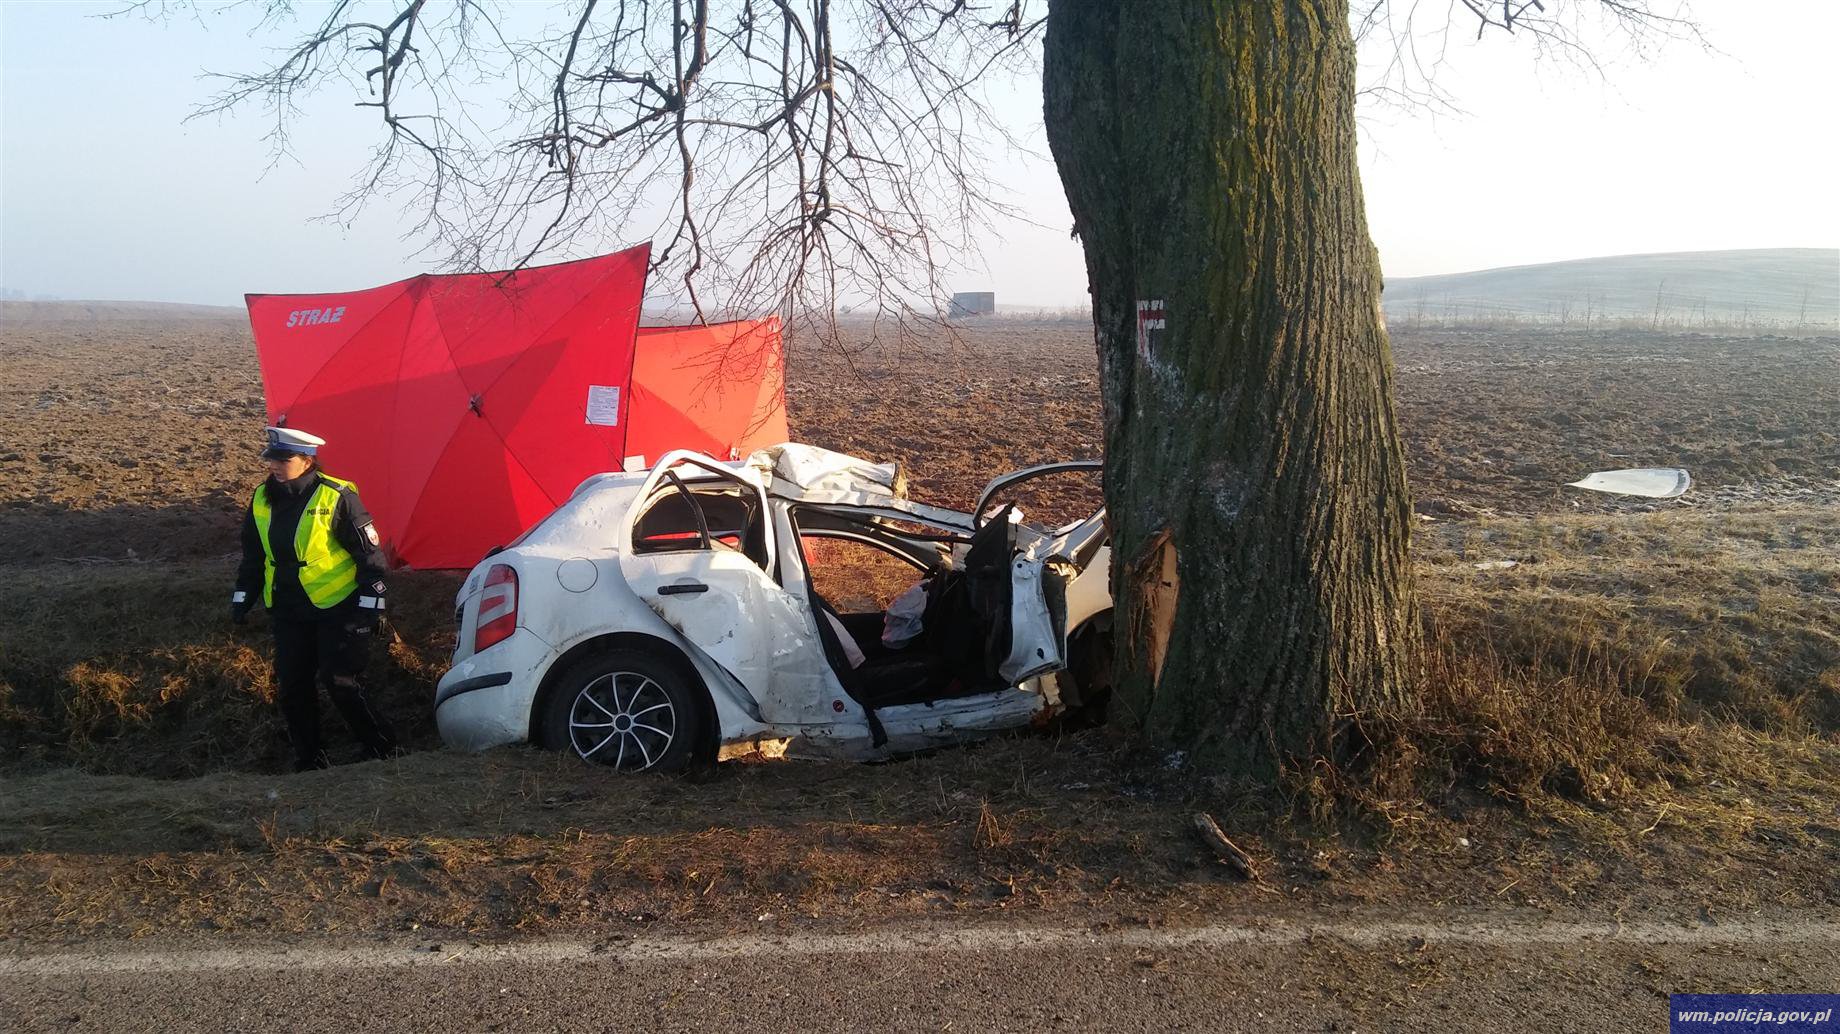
[
  {"xmin": 3, "ymin": 506, "xmax": 1832, "ymax": 944},
  {"xmin": 0, "ymin": 738, "xmax": 1188, "ymax": 940},
  {"xmin": 6, "ymin": 507, "xmax": 1831, "ymax": 783},
  {"xmin": 3, "ymin": 719, "xmax": 1835, "ymax": 944},
  {"xmin": 3, "ymin": 532, "xmax": 1835, "ymax": 939},
  {"xmin": 1399, "ymin": 631, "xmax": 1666, "ymax": 804},
  {"xmin": 1416, "ymin": 504, "xmax": 1840, "ymax": 733},
  {"xmin": 0, "ymin": 565, "xmax": 460, "ymax": 775},
  {"xmin": 1264, "ymin": 504, "xmax": 1840, "ymax": 845}
]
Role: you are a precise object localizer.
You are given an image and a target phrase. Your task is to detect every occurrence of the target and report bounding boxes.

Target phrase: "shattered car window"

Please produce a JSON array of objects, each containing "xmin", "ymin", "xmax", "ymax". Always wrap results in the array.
[{"xmin": 633, "ymin": 486, "xmax": 770, "ymax": 571}]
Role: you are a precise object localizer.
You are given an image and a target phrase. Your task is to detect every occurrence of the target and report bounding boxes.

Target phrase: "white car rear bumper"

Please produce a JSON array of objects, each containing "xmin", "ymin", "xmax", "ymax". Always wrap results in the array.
[
  {"xmin": 435, "ymin": 677, "xmax": 530, "ymax": 750},
  {"xmin": 435, "ymin": 638, "xmax": 548, "ymax": 750}
]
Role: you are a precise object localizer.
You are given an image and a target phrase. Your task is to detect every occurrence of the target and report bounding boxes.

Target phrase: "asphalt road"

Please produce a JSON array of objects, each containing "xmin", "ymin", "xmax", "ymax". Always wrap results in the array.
[{"xmin": 4, "ymin": 916, "xmax": 1837, "ymax": 1032}]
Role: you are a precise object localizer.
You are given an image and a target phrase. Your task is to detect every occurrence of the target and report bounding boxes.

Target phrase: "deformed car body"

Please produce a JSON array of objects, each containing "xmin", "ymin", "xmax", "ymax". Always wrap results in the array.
[{"xmin": 434, "ymin": 443, "xmax": 1113, "ymax": 770}]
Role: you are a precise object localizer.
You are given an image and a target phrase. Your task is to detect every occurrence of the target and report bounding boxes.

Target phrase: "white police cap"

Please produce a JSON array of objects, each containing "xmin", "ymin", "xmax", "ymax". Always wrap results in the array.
[{"xmin": 262, "ymin": 426, "xmax": 327, "ymax": 458}]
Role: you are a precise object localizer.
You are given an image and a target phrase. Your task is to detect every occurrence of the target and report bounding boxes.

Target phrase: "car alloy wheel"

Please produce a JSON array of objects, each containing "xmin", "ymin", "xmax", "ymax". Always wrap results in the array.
[{"xmin": 567, "ymin": 670, "xmax": 678, "ymax": 771}]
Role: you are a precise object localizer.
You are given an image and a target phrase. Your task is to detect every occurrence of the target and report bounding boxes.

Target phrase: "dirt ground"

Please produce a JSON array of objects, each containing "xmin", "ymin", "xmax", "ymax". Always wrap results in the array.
[
  {"xmin": 4, "ymin": 311, "xmax": 1835, "ymax": 564},
  {"xmin": 2, "ymin": 725, "xmax": 1838, "ymax": 943},
  {"xmin": 0, "ymin": 304, "xmax": 1836, "ymax": 952}
]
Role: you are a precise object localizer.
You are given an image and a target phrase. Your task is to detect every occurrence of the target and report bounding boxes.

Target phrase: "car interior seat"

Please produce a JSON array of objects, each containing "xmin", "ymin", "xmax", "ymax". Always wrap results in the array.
[{"xmin": 808, "ymin": 588, "xmax": 952, "ymax": 710}]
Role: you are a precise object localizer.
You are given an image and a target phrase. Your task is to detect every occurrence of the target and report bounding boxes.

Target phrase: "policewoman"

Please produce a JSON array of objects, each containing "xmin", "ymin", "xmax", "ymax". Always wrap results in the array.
[{"xmin": 231, "ymin": 427, "xmax": 399, "ymax": 770}]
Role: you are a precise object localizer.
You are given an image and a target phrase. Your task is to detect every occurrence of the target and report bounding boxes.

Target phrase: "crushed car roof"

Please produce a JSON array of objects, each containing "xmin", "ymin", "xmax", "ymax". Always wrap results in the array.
[
  {"xmin": 748, "ymin": 443, "xmax": 905, "ymax": 498},
  {"xmin": 513, "ymin": 443, "xmax": 1101, "ymax": 559}
]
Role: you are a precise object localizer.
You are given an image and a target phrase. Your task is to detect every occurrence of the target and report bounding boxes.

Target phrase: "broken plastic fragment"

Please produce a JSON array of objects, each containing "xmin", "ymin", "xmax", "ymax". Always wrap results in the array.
[{"xmin": 1565, "ymin": 467, "xmax": 1692, "ymax": 499}]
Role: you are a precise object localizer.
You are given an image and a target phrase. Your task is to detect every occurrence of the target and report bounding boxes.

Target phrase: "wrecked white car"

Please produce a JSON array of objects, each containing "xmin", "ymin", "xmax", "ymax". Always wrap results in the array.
[{"xmin": 434, "ymin": 444, "xmax": 1114, "ymax": 770}]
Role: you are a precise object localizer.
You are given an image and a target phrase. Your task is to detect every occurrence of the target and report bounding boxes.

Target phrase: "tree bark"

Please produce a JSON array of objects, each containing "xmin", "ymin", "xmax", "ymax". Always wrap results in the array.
[{"xmin": 1042, "ymin": 0, "xmax": 1416, "ymax": 783}]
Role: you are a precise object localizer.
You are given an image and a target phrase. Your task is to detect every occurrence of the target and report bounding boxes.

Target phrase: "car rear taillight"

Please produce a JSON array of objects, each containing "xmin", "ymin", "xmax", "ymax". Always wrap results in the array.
[{"xmin": 474, "ymin": 563, "xmax": 519, "ymax": 652}]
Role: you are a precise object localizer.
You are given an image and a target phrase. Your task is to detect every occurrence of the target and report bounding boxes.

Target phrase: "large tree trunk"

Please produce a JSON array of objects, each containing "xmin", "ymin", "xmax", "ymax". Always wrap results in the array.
[{"xmin": 1042, "ymin": 0, "xmax": 1416, "ymax": 783}]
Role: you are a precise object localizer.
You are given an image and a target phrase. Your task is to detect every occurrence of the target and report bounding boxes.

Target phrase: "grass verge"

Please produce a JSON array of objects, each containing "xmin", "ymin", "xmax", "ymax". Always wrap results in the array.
[{"xmin": 2, "ymin": 508, "xmax": 1835, "ymax": 942}]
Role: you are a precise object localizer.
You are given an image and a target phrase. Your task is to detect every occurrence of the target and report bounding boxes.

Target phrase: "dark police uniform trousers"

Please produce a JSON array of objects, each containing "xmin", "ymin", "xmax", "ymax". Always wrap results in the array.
[{"xmin": 234, "ymin": 467, "xmax": 398, "ymax": 770}]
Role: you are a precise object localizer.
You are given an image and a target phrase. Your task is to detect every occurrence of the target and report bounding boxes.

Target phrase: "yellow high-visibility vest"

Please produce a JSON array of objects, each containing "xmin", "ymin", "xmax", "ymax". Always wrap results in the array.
[{"xmin": 251, "ymin": 474, "xmax": 360, "ymax": 609}]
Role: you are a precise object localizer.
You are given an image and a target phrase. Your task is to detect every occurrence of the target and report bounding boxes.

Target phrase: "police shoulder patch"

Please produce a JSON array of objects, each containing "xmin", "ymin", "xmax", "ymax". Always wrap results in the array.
[{"xmin": 361, "ymin": 522, "xmax": 380, "ymax": 547}]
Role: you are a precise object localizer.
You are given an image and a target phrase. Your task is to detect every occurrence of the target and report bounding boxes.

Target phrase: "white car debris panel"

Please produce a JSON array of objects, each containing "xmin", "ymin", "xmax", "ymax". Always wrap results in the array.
[
  {"xmin": 433, "ymin": 443, "xmax": 1113, "ymax": 771},
  {"xmin": 1566, "ymin": 467, "xmax": 1692, "ymax": 499}
]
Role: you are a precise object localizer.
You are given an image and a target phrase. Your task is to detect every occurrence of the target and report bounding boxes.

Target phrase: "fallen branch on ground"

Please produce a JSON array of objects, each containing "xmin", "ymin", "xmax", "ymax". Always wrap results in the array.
[{"xmin": 1192, "ymin": 812, "xmax": 1259, "ymax": 881}]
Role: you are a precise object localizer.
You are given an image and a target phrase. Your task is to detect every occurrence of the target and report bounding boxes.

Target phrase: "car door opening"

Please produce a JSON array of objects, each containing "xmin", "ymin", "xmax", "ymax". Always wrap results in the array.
[{"xmin": 794, "ymin": 504, "xmax": 1059, "ymax": 713}]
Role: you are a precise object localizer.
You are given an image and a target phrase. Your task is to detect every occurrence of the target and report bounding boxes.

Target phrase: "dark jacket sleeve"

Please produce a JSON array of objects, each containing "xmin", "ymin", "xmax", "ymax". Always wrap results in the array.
[
  {"xmin": 233, "ymin": 495, "xmax": 264, "ymax": 605},
  {"xmin": 331, "ymin": 485, "xmax": 390, "ymax": 602}
]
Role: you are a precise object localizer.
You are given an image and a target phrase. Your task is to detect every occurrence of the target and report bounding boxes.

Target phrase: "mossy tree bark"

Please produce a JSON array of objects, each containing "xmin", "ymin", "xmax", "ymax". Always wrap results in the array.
[{"xmin": 1043, "ymin": 0, "xmax": 1416, "ymax": 783}]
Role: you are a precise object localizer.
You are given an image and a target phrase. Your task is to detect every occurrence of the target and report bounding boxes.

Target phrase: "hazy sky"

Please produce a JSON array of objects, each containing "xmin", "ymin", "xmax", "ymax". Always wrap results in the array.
[{"xmin": 2, "ymin": 1, "xmax": 1835, "ymax": 308}]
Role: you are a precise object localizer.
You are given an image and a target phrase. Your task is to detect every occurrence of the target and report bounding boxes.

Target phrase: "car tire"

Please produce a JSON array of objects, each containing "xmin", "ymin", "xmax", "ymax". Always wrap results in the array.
[{"xmin": 536, "ymin": 649, "xmax": 705, "ymax": 773}]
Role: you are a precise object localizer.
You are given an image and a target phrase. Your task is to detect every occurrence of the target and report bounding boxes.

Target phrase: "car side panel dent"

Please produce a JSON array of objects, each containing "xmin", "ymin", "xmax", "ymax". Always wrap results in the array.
[
  {"xmin": 520, "ymin": 552, "xmax": 770, "ymax": 728},
  {"xmin": 768, "ymin": 689, "xmax": 1048, "ymax": 761}
]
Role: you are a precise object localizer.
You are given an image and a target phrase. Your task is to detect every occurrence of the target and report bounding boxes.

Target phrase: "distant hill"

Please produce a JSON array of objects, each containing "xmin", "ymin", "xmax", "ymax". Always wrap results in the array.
[
  {"xmin": 0, "ymin": 300, "xmax": 245, "ymax": 322},
  {"xmin": 10, "ymin": 249, "xmax": 1837, "ymax": 330},
  {"xmin": 1383, "ymin": 248, "xmax": 1839, "ymax": 328}
]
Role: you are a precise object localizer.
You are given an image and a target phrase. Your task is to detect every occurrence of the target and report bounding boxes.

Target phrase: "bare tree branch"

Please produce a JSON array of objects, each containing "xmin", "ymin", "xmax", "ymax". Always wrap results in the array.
[
  {"xmin": 133, "ymin": 0, "xmax": 1703, "ymax": 351},
  {"xmin": 1353, "ymin": 0, "xmax": 1710, "ymax": 116},
  {"xmin": 148, "ymin": 0, "xmax": 1042, "ymax": 353}
]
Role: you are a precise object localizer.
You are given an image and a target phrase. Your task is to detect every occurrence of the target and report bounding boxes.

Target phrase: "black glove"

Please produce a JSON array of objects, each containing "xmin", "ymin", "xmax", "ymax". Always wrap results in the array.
[{"xmin": 230, "ymin": 600, "xmax": 252, "ymax": 625}]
